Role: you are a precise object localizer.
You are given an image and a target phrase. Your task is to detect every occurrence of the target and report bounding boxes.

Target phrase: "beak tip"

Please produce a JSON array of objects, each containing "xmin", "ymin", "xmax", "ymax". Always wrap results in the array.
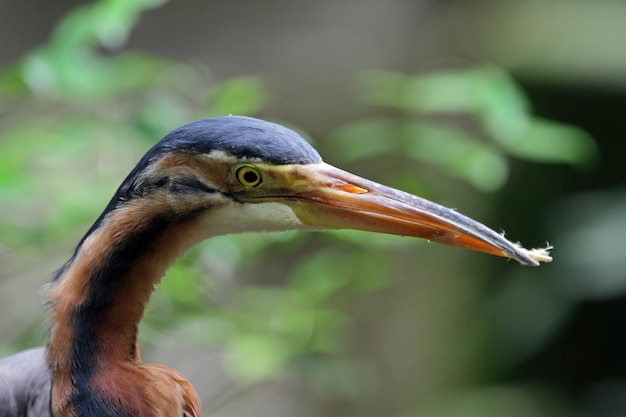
[{"xmin": 515, "ymin": 245, "xmax": 553, "ymax": 266}]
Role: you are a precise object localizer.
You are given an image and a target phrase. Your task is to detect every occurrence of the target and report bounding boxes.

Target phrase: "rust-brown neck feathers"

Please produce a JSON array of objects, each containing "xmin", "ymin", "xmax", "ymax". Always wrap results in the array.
[
  {"xmin": 44, "ymin": 155, "xmax": 222, "ymax": 417},
  {"xmin": 45, "ymin": 175, "xmax": 209, "ymax": 417}
]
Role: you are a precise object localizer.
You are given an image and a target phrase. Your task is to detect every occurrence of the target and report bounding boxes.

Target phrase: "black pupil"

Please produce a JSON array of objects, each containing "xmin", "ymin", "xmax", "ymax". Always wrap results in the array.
[{"xmin": 243, "ymin": 170, "xmax": 259, "ymax": 184}]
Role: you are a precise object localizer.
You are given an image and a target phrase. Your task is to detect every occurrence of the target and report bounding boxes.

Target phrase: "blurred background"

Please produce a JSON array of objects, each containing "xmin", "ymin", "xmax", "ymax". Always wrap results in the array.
[{"xmin": 0, "ymin": 0, "xmax": 624, "ymax": 416}]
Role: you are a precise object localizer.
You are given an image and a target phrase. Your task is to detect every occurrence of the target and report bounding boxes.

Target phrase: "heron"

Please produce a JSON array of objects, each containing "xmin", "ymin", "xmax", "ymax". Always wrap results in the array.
[{"xmin": 0, "ymin": 116, "xmax": 551, "ymax": 417}]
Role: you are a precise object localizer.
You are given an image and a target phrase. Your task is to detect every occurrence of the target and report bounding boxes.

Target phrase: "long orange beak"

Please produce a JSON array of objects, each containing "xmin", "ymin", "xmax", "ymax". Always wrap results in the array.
[{"xmin": 244, "ymin": 163, "xmax": 552, "ymax": 266}]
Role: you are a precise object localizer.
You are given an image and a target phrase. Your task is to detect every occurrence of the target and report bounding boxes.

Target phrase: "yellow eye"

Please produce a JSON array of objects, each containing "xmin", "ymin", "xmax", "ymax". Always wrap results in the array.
[{"xmin": 235, "ymin": 164, "xmax": 263, "ymax": 187}]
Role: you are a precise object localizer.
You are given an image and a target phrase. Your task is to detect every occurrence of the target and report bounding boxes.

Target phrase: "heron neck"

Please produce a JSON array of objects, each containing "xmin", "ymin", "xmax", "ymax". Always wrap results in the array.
[{"xmin": 46, "ymin": 211, "xmax": 205, "ymax": 371}]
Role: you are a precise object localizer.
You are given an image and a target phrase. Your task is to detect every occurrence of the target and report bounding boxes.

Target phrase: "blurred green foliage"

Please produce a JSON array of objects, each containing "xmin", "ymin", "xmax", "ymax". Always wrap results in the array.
[{"xmin": 331, "ymin": 68, "xmax": 597, "ymax": 191}]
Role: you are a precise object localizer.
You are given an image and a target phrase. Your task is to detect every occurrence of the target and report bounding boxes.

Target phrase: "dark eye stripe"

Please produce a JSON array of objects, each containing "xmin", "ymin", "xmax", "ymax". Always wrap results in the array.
[{"xmin": 167, "ymin": 178, "xmax": 216, "ymax": 194}]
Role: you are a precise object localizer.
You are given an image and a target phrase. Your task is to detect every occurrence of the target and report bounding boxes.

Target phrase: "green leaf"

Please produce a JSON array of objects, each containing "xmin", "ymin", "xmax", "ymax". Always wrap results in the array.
[
  {"xmin": 359, "ymin": 68, "xmax": 531, "ymax": 132},
  {"xmin": 326, "ymin": 118, "xmax": 402, "ymax": 162},
  {"xmin": 358, "ymin": 70, "xmax": 410, "ymax": 108},
  {"xmin": 0, "ymin": 65, "xmax": 29, "ymax": 96},
  {"xmin": 402, "ymin": 122, "xmax": 509, "ymax": 192},
  {"xmin": 157, "ymin": 259, "xmax": 205, "ymax": 306},
  {"xmin": 469, "ymin": 68, "xmax": 531, "ymax": 145},
  {"xmin": 226, "ymin": 334, "xmax": 293, "ymax": 381},
  {"xmin": 329, "ymin": 119, "xmax": 509, "ymax": 191},
  {"xmin": 403, "ymin": 70, "xmax": 476, "ymax": 113},
  {"xmin": 503, "ymin": 118, "xmax": 599, "ymax": 167},
  {"xmin": 209, "ymin": 76, "xmax": 269, "ymax": 116}
]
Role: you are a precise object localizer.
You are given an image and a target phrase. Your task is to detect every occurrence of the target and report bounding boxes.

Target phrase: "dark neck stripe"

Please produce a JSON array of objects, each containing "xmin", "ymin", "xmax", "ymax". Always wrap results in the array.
[{"xmin": 68, "ymin": 212, "xmax": 171, "ymax": 357}]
